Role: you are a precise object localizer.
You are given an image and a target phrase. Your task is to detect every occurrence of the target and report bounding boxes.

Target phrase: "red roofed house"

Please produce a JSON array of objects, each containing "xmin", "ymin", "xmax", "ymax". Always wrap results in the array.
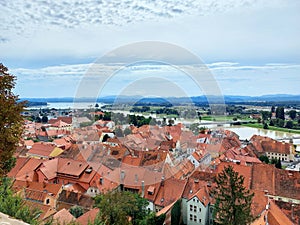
[
  {"xmin": 36, "ymin": 158, "xmax": 96, "ymax": 191},
  {"xmin": 154, "ymin": 177, "xmax": 187, "ymax": 212}
]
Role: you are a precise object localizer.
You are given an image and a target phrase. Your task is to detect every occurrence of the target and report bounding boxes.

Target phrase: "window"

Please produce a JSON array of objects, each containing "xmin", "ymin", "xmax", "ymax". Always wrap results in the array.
[
  {"xmin": 194, "ymin": 205, "xmax": 197, "ymax": 212},
  {"xmin": 199, "ymin": 218, "xmax": 202, "ymax": 223},
  {"xmin": 46, "ymin": 199, "xmax": 50, "ymax": 204},
  {"xmin": 190, "ymin": 205, "xmax": 193, "ymax": 211},
  {"xmin": 194, "ymin": 215, "xmax": 197, "ymax": 222},
  {"xmin": 190, "ymin": 214, "xmax": 193, "ymax": 221},
  {"xmin": 199, "ymin": 207, "xmax": 201, "ymax": 212}
]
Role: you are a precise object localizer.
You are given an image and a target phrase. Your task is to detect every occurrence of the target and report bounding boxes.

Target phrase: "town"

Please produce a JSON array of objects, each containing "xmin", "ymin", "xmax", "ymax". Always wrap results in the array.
[{"xmin": 4, "ymin": 104, "xmax": 300, "ymax": 225}]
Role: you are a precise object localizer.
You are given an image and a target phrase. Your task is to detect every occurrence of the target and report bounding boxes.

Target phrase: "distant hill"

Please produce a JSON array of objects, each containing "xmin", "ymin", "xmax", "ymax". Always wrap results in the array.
[{"xmin": 21, "ymin": 94, "xmax": 300, "ymax": 106}]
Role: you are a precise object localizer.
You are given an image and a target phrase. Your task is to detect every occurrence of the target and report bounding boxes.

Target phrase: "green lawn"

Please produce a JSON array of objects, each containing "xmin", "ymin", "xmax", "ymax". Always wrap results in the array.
[{"xmin": 243, "ymin": 123, "xmax": 300, "ymax": 134}]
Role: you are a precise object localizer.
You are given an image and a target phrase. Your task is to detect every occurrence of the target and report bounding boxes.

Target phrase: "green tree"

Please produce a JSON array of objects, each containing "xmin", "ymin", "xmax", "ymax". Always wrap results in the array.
[
  {"xmin": 261, "ymin": 111, "xmax": 271, "ymax": 121},
  {"xmin": 213, "ymin": 165, "xmax": 254, "ymax": 225},
  {"xmin": 94, "ymin": 191, "xmax": 148, "ymax": 225},
  {"xmin": 263, "ymin": 122, "xmax": 268, "ymax": 129},
  {"xmin": 171, "ymin": 199, "xmax": 181, "ymax": 225},
  {"xmin": 288, "ymin": 110, "xmax": 297, "ymax": 120},
  {"xmin": 285, "ymin": 120, "xmax": 293, "ymax": 129},
  {"xmin": 41, "ymin": 115, "xmax": 48, "ymax": 123},
  {"xmin": 114, "ymin": 127, "xmax": 124, "ymax": 137},
  {"xmin": 69, "ymin": 205, "xmax": 84, "ymax": 218},
  {"xmin": 275, "ymin": 107, "xmax": 285, "ymax": 120},
  {"xmin": 124, "ymin": 127, "xmax": 132, "ymax": 136},
  {"xmin": 0, "ymin": 64, "xmax": 25, "ymax": 177},
  {"xmin": 275, "ymin": 159, "xmax": 282, "ymax": 169},
  {"xmin": 259, "ymin": 155, "xmax": 269, "ymax": 164},
  {"xmin": 0, "ymin": 177, "xmax": 41, "ymax": 224}
]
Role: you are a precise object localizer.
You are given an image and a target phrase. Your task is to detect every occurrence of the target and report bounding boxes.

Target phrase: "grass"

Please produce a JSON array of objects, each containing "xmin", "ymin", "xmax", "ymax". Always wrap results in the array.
[{"xmin": 242, "ymin": 123, "xmax": 300, "ymax": 134}]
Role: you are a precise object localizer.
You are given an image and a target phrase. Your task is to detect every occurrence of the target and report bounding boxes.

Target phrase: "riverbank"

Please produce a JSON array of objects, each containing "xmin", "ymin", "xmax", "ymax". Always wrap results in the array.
[{"xmin": 242, "ymin": 123, "xmax": 300, "ymax": 135}]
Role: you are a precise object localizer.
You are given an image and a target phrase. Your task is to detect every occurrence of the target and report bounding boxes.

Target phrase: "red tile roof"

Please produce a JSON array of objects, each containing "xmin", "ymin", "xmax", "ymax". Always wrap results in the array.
[
  {"xmin": 154, "ymin": 177, "xmax": 186, "ymax": 207},
  {"xmin": 14, "ymin": 158, "xmax": 44, "ymax": 181},
  {"xmin": 53, "ymin": 208, "xmax": 75, "ymax": 225},
  {"xmin": 76, "ymin": 208, "xmax": 100, "ymax": 225}
]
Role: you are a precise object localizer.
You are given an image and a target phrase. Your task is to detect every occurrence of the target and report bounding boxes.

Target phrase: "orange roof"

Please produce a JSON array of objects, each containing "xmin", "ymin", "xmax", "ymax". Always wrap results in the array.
[
  {"xmin": 76, "ymin": 208, "xmax": 100, "ymax": 225},
  {"xmin": 122, "ymin": 155, "xmax": 142, "ymax": 167},
  {"xmin": 14, "ymin": 158, "xmax": 44, "ymax": 181},
  {"xmin": 48, "ymin": 116, "xmax": 72, "ymax": 125},
  {"xmin": 51, "ymin": 120, "xmax": 71, "ymax": 128},
  {"xmin": 154, "ymin": 177, "xmax": 186, "ymax": 207},
  {"xmin": 27, "ymin": 142, "xmax": 57, "ymax": 157},
  {"xmin": 53, "ymin": 208, "xmax": 75, "ymax": 225},
  {"xmin": 7, "ymin": 157, "xmax": 28, "ymax": 178},
  {"xmin": 268, "ymin": 201, "xmax": 293, "ymax": 225},
  {"xmin": 216, "ymin": 162, "xmax": 252, "ymax": 189},
  {"xmin": 13, "ymin": 180, "xmax": 63, "ymax": 199},
  {"xmin": 39, "ymin": 158, "xmax": 89, "ymax": 180}
]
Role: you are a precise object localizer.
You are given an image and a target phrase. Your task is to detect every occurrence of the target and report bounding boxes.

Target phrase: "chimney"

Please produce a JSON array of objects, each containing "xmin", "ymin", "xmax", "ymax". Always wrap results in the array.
[
  {"xmin": 77, "ymin": 193, "xmax": 82, "ymax": 202},
  {"xmin": 141, "ymin": 181, "xmax": 145, "ymax": 198},
  {"xmin": 161, "ymin": 176, "xmax": 165, "ymax": 186}
]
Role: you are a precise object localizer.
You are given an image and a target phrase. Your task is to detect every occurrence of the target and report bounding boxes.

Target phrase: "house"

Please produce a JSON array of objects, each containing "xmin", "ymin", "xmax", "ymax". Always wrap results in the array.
[
  {"xmin": 56, "ymin": 190, "xmax": 94, "ymax": 211},
  {"xmin": 249, "ymin": 135, "xmax": 295, "ymax": 162},
  {"xmin": 26, "ymin": 142, "xmax": 63, "ymax": 159},
  {"xmin": 13, "ymin": 180, "xmax": 63, "ymax": 209},
  {"xmin": 154, "ymin": 177, "xmax": 187, "ymax": 212},
  {"xmin": 182, "ymin": 171, "xmax": 215, "ymax": 225},
  {"xmin": 36, "ymin": 158, "xmax": 94, "ymax": 189}
]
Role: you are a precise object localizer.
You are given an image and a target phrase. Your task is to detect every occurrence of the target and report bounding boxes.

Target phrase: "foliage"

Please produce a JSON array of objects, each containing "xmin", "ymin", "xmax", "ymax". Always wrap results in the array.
[
  {"xmin": 171, "ymin": 199, "xmax": 181, "ymax": 225},
  {"xmin": 213, "ymin": 165, "xmax": 254, "ymax": 225},
  {"xmin": 263, "ymin": 122, "xmax": 268, "ymax": 129},
  {"xmin": 124, "ymin": 127, "xmax": 132, "ymax": 136},
  {"xmin": 69, "ymin": 205, "xmax": 84, "ymax": 218},
  {"xmin": 0, "ymin": 64, "xmax": 25, "ymax": 177},
  {"xmin": 275, "ymin": 107, "xmax": 285, "ymax": 120},
  {"xmin": 285, "ymin": 120, "xmax": 293, "ymax": 129},
  {"xmin": 41, "ymin": 115, "xmax": 48, "ymax": 123},
  {"xmin": 288, "ymin": 110, "xmax": 297, "ymax": 120},
  {"xmin": 94, "ymin": 191, "xmax": 148, "ymax": 225},
  {"xmin": 138, "ymin": 212, "xmax": 166, "ymax": 225},
  {"xmin": 0, "ymin": 177, "xmax": 41, "ymax": 224},
  {"xmin": 259, "ymin": 155, "xmax": 269, "ymax": 164},
  {"xmin": 114, "ymin": 127, "xmax": 124, "ymax": 137},
  {"xmin": 261, "ymin": 111, "xmax": 271, "ymax": 121}
]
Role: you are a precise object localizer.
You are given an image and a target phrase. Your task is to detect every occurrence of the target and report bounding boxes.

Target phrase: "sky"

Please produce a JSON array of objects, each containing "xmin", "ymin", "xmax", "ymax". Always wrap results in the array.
[{"xmin": 1, "ymin": 0, "xmax": 300, "ymax": 98}]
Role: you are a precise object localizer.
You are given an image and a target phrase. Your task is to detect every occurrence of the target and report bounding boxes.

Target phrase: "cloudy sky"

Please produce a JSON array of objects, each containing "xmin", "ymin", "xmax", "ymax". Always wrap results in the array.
[{"xmin": 1, "ymin": 0, "xmax": 299, "ymax": 98}]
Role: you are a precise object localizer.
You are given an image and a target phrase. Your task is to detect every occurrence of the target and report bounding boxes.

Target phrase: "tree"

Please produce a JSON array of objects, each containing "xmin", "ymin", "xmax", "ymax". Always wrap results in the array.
[
  {"xmin": 263, "ymin": 122, "xmax": 268, "ymax": 129},
  {"xmin": 285, "ymin": 120, "xmax": 293, "ymax": 129},
  {"xmin": 275, "ymin": 159, "xmax": 282, "ymax": 169},
  {"xmin": 0, "ymin": 177, "xmax": 41, "ymax": 224},
  {"xmin": 171, "ymin": 199, "xmax": 181, "ymax": 225},
  {"xmin": 124, "ymin": 127, "xmax": 132, "ymax": 136},
  {"xmin": 271, "ymin": 106, "xmax": 275, "ymax": 113},
  {"xmin": 69, "ymin": 205, "xmax": 84, "ymax": 218},
  {"xmin": 114, "ymin": 127, "xmax": 124, "ymax": 137},
  {"xmin": 288, "ymin": 110, "xmax": 297, "ymax": 120},
  {"xmin": 275, "ymin": 107, "xmax": 285, "ymax": 120},
  {"xmin": 259, "ymin": 155, "xmax": 269, "ymax": 164},
  {"xmin": 261, "ymin": 111, "xmax": 271, "ymax": 121},
  {"xmin": 94, "ymin": 191, "xmax": 148, "ymax": 225},
  {"xmin": 41, "ymin": 115, "xmax": 48, "ymax": 123},
  {"xmin": 213, "ymin": 165, "xmax": 254, "ymax": 225},
  {"xmin": 0, "ymin": 64, "xmax": 25, "ymax": 177}
]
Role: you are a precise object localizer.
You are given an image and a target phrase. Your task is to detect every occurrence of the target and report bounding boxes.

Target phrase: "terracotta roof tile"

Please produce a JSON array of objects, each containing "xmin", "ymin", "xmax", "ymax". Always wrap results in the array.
[
  {"xmin": 53, "ymin": 208, "xmax": 75, "ymax": 225},
  {"xmin": 76, "ymin": 208, "xmax": 100, "ymax": 225}
]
